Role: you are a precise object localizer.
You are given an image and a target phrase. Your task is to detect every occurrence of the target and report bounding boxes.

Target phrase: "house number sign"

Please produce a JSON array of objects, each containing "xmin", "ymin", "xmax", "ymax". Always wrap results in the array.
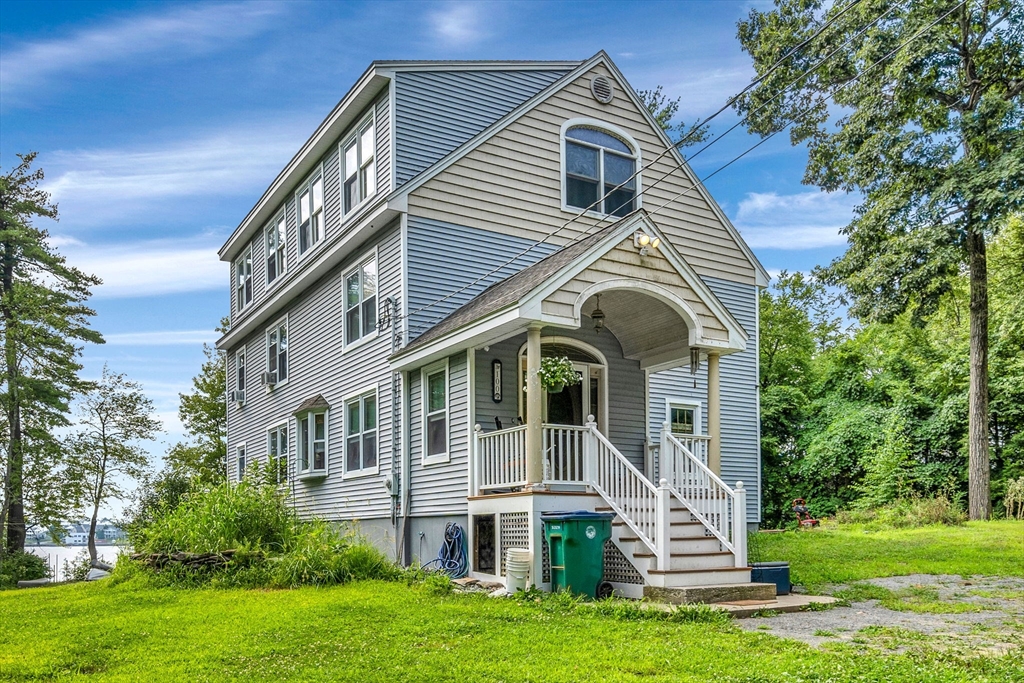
[{"xmin": 492, "ymin": 359, "xmax": 502, "ymax": 403}]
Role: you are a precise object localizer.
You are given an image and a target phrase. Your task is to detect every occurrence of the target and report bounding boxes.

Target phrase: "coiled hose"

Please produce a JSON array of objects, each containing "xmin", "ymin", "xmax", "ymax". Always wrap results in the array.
[{"xmin": 421, "ymin": 522, "xmax": 468, "ymax": 578}]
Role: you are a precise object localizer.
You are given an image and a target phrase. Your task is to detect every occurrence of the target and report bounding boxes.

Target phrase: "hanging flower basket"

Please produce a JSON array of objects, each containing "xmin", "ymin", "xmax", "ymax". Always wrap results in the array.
[{"xmin": 538, "ymin": 356, "xmax": 581, "ymax": 394}]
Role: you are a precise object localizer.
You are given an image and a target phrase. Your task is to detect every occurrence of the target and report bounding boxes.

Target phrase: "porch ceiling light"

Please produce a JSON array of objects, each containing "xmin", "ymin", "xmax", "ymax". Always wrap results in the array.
[{"xmin": 591, "ymin": 294, "xmax": 605, "ymax": 334}]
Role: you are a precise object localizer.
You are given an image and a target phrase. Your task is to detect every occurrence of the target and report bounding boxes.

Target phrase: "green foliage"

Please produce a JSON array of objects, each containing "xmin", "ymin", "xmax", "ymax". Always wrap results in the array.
[
  {"xmin": 637, "ymin": 85, "xmax": 709, "ymax": 148},
  {"xmin": 1, "ymin": 152, "xmax": 102, "ymax": 552},
  {"xmin": 537, "ymin": 356, "xmax": 581, "ymax": 391},
  {"xmin": 421, "ymin": 572, "xmax": 454, "ymax": 596},
  {"xmin": 0, "ymin": 549, "xmax": 48, "ymax": 588},
  {"xmin": 62, "ymin": 549, "xmax": 92, "ymax": 583},
  {"xmin": 838, "ymin": 496, "xmax": 967, "ymax": 530}
]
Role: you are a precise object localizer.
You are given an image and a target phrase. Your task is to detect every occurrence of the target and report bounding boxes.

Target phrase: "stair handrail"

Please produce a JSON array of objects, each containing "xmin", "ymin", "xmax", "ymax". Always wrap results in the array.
[
  {"xmin": 661, "ymin": 426, "xmax": 747, "ymax": 566},
  {"xmin": 584, "ymin": 420, "xmax": 660, "ymax": 561}
]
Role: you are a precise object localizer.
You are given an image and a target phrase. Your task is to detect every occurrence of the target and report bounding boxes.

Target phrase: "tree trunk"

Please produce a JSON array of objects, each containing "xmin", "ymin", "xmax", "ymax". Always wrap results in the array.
[
  {"xmin": 2, "ymin": 241, "xmax": 25, "ymax": 554},
  {"xmin": 87, "ymin": 497, "xmax": 100, "ymax": 563},
  {"xmin": 967, "ymin": 227, "xmax": 991, "ymax": 520}
]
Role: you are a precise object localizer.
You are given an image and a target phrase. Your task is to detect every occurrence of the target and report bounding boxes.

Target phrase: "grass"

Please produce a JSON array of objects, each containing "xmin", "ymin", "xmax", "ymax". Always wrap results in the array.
[
  {"xmin": 753, "ymin": 520, "xmax": 1024, "ymax": 592},
  {"xmin": 2, "ymin": 580, "xmax": 1021, "ymax": 682},
  {"xmin": 832, "ymin": 583, "xmax": 986, "ymax": 614}
]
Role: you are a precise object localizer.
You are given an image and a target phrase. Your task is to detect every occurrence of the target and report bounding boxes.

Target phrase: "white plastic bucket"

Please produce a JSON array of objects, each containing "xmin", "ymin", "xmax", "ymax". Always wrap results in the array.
[{"xmin": 505, "ymin": 548, "xmax": 532, "ymax": 592}]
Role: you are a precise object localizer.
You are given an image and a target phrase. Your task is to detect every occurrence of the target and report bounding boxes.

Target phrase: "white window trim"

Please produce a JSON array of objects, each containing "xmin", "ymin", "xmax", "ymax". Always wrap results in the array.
[
  {"xmin": 339, "ymin": 111, "xmax": 377, "ymax": 218},
  {"xmin": 234, "ymin": 347, "xmax": 247, "ymax": 408},
  {"xmin": 235, "ymin": 443, "xmax": 247, "ymax": 482},
  {"xmin": 421, "ymin": 358, "xmax": 450, "ymax": 466},
  {"xmin": 267, "ymin": 421, "xmax": 290, "ymax": 485},
  {"xmin": 294, "ymin": 163, "xmax": 326, "ymax": 261},
  {"xmin": 266, "ymin": 315, "xmax": 289, "ymax": 389},
  {"xmin": 342, "ymin": 384, "xmax": 380, "ymax": 479},
  {"xmin": 264, "ymin": 209, "xmax": 288, "ymax": 288},
  {"xmin": 234, "ymin": 243, "xmax": 253, "ymax": 313},
  {"xmin": 559, "ymin": 117, "xmax": 642, "ymax": 219},
  {"xmin": 665, "ymin": 398, "xmax": 703, "ymax": 436},
  {"xmin": 342, "ymin": 246, "xmax": 380, "ymax": 353},
  {"xmin": 295, "ymin": 408, "xmax": 329, "ymax": 479}
]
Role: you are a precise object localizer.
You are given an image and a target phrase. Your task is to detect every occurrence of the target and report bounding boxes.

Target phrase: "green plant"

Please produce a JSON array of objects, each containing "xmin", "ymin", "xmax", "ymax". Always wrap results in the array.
[
  {"xmin": 422, "ymin": 572, "xmax": 453, "ymax": 596},
  {"xmin": 1004, "ymin": 476, "xmax": 1024, "ymax": 520},
  {"xmin": 63, "ymin": 549, "xmax": 92, "ymax": 583},
  {"xmin": 0, "ymin": 550, "xmax": 49, "ymax": 588},
  {"xmin": 835, "ymin": 496, "xmax": 966, "ymax": 529},
  {"xmin": 536, "ymin": 356, "xmax": 580, "ymax": 392}
]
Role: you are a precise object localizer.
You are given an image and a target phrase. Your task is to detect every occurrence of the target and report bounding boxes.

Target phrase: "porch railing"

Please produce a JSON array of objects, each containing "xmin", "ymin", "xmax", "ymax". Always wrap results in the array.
[
  {"xmin": 659, "ymin": 423, "xmax": 747, "ymax": 566},
  {"xmin": 474, "ymin": 424, "xmax": 527, "ymax": 491},
  {"xmin": 588, "ymin": 424, "xmax": 659, "ymax": 558},
  {"xmin": 543, "ymin": 425, "xmax": 587, "ymax": 484}
]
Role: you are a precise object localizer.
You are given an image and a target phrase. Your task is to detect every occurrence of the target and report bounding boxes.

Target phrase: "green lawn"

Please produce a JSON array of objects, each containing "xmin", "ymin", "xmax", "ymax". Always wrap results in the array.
[
  {"xmin": 753, "ymin": 520, "xmax": 1024, "ymax": 591},
  {"xmin": 3, "ymin": 521, "xmax": 1022, "ymax": 682}
]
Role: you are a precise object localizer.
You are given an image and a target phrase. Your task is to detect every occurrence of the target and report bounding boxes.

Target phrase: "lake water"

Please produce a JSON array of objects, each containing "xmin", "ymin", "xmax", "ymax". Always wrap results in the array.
[{"xmin": 27, "ymin": 545, "xmax": 128, "ymax": 582}]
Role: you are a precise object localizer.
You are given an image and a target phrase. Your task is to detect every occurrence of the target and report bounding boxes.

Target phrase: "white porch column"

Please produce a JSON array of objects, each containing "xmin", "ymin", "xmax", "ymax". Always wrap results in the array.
[
  {"xmin": 707, "ymin": 352, "xmax": 722, "ymax": 475},
  {"xmin": 525, "ymin": 325, "xmax": 544, "ymax": 487}
]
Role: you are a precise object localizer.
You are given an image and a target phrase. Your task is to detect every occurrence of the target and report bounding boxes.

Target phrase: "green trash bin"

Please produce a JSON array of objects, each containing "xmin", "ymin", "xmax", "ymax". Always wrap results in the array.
[{"xmin": 541, "ymin": 511, "xmax": 614, "ymax": 598}]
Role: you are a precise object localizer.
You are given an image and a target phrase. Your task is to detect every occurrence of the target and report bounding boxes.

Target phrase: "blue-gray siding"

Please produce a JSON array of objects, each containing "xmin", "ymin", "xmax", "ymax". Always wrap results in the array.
[
  {"xmin": 648, "ymin": 277, "xmax": 761, "ymax": 522},
  {"xmin": 393, "ymin": 69, "xmax": 569, "ymax": 187},
  {"xmin": 405, "ymin": 217, "xmax": 557, "ymax": 340}
]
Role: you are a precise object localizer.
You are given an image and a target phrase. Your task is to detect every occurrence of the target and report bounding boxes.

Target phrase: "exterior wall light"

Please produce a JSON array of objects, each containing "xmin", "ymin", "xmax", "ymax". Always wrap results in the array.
[
  {"xmin": 591, "ymin": 294, "xmax": 605, "ymax": 333},
  {"xmin": 634, "ymin": 232, "xmax": 661, "ymax": 255}
]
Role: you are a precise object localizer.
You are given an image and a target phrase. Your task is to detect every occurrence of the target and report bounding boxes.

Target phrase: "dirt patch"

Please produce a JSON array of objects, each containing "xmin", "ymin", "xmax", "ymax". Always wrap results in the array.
[{"xmin": 736, "ymin": 574, "xmax": 1024, "ymax": 655}]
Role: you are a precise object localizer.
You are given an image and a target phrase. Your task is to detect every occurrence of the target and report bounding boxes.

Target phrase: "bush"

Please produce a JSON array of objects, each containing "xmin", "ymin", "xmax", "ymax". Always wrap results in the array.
[
  {"xmin": 835, "ymin": 496, "xmax": 966, "ymax": 528},
  {"xmin": 122, "ymin": 479, "xmax": 401, "ymax": 589},
  {"xmin": 63, "ymin": 549, "xmax": 92, "ymax": 583},
  {"xmin": 0, "ymin": 551, "xmax": 49, "ymax": 589}
]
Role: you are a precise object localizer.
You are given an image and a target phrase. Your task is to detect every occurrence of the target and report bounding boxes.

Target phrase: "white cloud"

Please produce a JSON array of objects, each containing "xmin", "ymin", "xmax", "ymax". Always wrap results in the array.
[
  {"xmin": 427, "ymin": 2, "xmax": 490, "ymax": 46},
  {"xmin": 61, "ymin": 236, "xmax": 225, "ymax": 298},
  {"xmin": 0, "ymin": 2, "xmax": 286, "ymax": 102},
  {"xmin": 102, "ymin": 330, "xmax": 219, "ymax": 346},
  {"xmin": 732, "ymin": 190, "xmax": 860, "ymax": 249}
]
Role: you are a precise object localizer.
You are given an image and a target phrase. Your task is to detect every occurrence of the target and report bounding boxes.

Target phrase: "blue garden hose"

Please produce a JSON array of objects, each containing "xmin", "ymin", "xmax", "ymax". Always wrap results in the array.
[{"xmin": 421, "ymin": 522, "xmax": 468, "ymax": 578}]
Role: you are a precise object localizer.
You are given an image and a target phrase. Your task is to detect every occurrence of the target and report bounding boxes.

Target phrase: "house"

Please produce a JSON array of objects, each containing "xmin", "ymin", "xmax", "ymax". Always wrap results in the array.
[{"xmin": 217, "ymin": 52, "xmax": 770, "ymax": 600}]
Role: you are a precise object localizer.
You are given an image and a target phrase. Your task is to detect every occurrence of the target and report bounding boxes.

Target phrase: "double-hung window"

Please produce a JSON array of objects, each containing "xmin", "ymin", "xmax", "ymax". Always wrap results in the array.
[
  {"xmin": 343, "ymin": 118, "xmax": 375, "ymax": 214},
  {"xmin": 668, "ymin": 401, "xmax": 701, "ymax": 436},
  {"xmin": 564, "ymin": 125, "xmax": 637, "ymax": 217},
  {"xmin": 234, "ymin": 244, "xmax": 252, "ymax": 312},
  {"xmin": 265, "ymin": 211, "xmax": 286, "ymax": 284},
  {"xmin": 344, "ymin": 256, "xmax": 377, "ymax": 346},
  {"xmin": 345, "ymin": 390, "xmax": 377, "ymax": 475},
  {"xmin": 296, "ymin": 171, "xmax": 324, "ymax": 255},
  {"xmin": 422, "ymin": 361, "xmax": 448, "ymax": 463},
  {"xmin": 297, "ymin": 411, "xmax": 327, "ymax": 476},
  {"xmin": 267, "ymin": 319, "xmax": 288, "ymax": 385},
  {"xmin": 236, "ymin": 444, "xmax": 247, "ymax": 481},
  {"xmin": 268, "ymin": 423, "xmax": 288, "ymax": 484},
  {"xmin": 235, "ymin": 348, "xmax": 246, "ymax": 403}
]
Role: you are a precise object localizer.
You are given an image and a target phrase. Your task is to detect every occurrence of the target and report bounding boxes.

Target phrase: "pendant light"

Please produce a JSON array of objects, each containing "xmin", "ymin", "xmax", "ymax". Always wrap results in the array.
[{"xmin": 591, "ymin": 294, "xmax": 605, "ymax": 334}]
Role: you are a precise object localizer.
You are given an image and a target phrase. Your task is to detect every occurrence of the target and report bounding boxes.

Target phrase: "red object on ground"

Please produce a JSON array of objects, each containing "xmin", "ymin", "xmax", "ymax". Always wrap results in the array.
[{"xmin": 791, "ymin": 498, "xmax": 820, "ymax": 528}]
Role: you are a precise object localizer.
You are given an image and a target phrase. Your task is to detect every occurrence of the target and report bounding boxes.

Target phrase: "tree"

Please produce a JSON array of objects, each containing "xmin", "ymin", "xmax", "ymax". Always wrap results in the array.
[
  {"xmin": 69, "ymin": 366, "xmax": 160, "ymax": 561},
  {"xmin": 737, "ymin": 0, "xmax": 1024, "ymax": 518},
  {"xmin": 638, "ymin": 85, "xmax": 709, "ymax": 148},
  {"xmin": 1, "ymin": 153, "xmax": 102, "ymax": 552}
]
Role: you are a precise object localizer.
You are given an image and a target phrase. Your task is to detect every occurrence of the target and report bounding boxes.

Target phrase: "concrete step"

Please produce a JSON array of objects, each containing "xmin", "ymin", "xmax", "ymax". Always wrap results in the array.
[
  {"xmin": 632, "ymin": 550, "xmax": 737, "ymax": 571},
  {"xmin": 644, "ymin": 581, "xmax": 775, "ymax": 604},
  {"xmin": 647, "ymin": 566, "xmax": 752, "ymax": 588}
]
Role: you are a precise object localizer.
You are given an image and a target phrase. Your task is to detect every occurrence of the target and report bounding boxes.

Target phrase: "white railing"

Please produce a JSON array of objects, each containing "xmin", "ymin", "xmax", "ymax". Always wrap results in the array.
[
  {"xmin": 587, "ymin": 423, "xmax": 660, "ymax": 560},
  {"xmin": 543, "ymin": 424, "xmax": 587, "ymax": 484},
  {"xmin": 660, "ymin": 423, "xmax": 747, "ymax": 566},
  {"xmin": 473, "ymin": 424, "xmax": 527, "ymax": 491},
  {"xmin": 673, "ymin": 434, "xmax": 710, "ymax": 466}
]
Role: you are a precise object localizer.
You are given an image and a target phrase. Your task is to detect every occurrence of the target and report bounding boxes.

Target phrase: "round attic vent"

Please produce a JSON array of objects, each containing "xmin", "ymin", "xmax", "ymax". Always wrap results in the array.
[{"xmin": 590, "ymin": 76, "xmax": 614, "ymax": 104}]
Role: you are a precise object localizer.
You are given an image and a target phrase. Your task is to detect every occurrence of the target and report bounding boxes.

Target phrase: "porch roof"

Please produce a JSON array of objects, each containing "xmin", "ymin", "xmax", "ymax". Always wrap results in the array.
[{"xmin": 391, "ymin": 211, "xmax": 748, "ymax": 371}]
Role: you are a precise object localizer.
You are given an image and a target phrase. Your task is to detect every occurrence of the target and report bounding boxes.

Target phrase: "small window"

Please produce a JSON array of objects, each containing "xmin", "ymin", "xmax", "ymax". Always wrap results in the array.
[
  {"xmin": 235, "ymin": 348, "xmax": 246, "ymax": 401},
  {"xmin": 297, "ymin": 410, "xmax": 327, "ymax": 475},
  {"xmin": 564, "ymin": 125, "xmax": 637, "ymax": 217},
  {"xmin": 234, "ymin": 244, "xmax": 253, "ymax": 312},
  {"xmin": 267, "ymin": 319, "xmax": 288, "ymax": 384},
  {"xmin": 296, "ymin": 171, "xmax": 324, "ymax": 255},
  {"xmin": 265, "ymin": 211, "xmax": 286, "ymax": 284},
  {"xmin": 668, "ymin": 401, "xmax": 702, "ymax": 436},
  {"xmin": 345, "ymin": 390, "xmax": 377, "ymax": 475},
  {"xmin": 236, "ymin": 444, "xmax": 246, "ymax": 481},
  {"xmin": 268, "ymin": 424, "xmax": 288, "ymax": 484},
  {"xmin": 344, "ymin": 256, "xmax": 377, "ymax": 346},
  {"xmin": 422, "ymin": 361, "xmax": 448, "ymax": 463},
  {"xmin": 343, "ymin": 117, "xmax": 376, "ymax": 214}
]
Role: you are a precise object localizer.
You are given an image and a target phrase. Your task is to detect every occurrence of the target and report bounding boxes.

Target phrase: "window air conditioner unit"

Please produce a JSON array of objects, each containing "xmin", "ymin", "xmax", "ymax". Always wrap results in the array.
[
  {"xmin": 230, "ymin": 390, "xmax": 245, "ymax": 404},
  {"xmin": 261, "ymin": 372, "xmax": 277, "ymax": 387}
]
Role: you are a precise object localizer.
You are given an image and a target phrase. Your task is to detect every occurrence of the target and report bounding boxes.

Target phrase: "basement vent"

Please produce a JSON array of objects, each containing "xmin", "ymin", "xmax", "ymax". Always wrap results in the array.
[{"xmin": 591, "ymin": 76, "xmax": 614, "ymax": 104}]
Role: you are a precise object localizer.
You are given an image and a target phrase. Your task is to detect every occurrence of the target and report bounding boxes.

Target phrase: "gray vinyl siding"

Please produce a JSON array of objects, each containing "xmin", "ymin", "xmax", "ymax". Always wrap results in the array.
[
  {"xmin": 393, "ymin": 69, "xmax": 569, "ymax": 186},
  {"xmin": 408, "ymin": 351, "xmax": 470, "ymax": 516},
  {"xmin": 648, "ymin": 277, "xmax": 761, "ymax": 522},
  {"xmin": 405, "ymin": 217, "xmax": 557, "ymax": 340},
  {"xmin": 375, "ymin": 92, "xmax": 392, "ymax": 195},
  {"xmin": 225, "ymin": 221, "xmax": 401, "ymax": 522},
  {"xmin": 473, "ymin": 322, "xmax": 647, "ymax": 467}
]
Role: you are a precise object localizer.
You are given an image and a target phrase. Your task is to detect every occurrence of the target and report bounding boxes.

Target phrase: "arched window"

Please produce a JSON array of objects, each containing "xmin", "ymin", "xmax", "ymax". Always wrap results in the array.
[{"xmin": 563, "ymin": 124, "xmax": 638, "ymax": 217}]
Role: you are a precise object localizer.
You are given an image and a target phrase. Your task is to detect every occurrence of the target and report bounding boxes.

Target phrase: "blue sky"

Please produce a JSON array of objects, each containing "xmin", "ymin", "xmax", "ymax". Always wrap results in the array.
[{"xmin": 1, "ymin": 0, "xmax": 858, "ymax": 511}]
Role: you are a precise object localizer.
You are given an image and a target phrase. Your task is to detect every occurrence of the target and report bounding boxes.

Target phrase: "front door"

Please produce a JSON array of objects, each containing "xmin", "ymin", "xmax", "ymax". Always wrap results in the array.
[{"xmin": 545, "ymin": 363, "xmax": 602, "ymax": 428}]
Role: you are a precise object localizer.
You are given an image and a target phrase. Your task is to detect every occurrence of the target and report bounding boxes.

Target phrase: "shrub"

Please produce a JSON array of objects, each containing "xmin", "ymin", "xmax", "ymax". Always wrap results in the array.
[
  {"xmin": 0, "ymin": 551, "xmax": 49, "ymax": 589},
  {"xmin": 63, "ymin": 549, "xmax": 92, "ymax": 583},
  {"xmin": 835, "ymin": 495, "xmax": 966, "ymax": 528}
]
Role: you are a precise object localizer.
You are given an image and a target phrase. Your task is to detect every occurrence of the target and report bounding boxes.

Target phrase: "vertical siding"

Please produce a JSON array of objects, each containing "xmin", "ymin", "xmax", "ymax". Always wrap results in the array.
[
  {"xmin": 394, "ymin": 69, "xmax": 569, "ymax": 186},
  {"xmin": 225, "ymin": 221, "xmax": 402, "ymax": 522},
  {"xmin": 648, "ymin": 278, "xmax": 761, "ymax": 522},
  {"xmin": 408, "ymin": 351, "xmax": 470, "ymax": 516},
  {"xmin": 405, "ymin": 217, "xmax": 557, "ymax": 340}
]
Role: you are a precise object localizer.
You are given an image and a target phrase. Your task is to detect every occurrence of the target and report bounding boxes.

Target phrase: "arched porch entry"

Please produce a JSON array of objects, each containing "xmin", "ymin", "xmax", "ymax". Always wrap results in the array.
[{"xmin": 517, "ymin": 337, "xmax": 609, "ymax": 432}]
